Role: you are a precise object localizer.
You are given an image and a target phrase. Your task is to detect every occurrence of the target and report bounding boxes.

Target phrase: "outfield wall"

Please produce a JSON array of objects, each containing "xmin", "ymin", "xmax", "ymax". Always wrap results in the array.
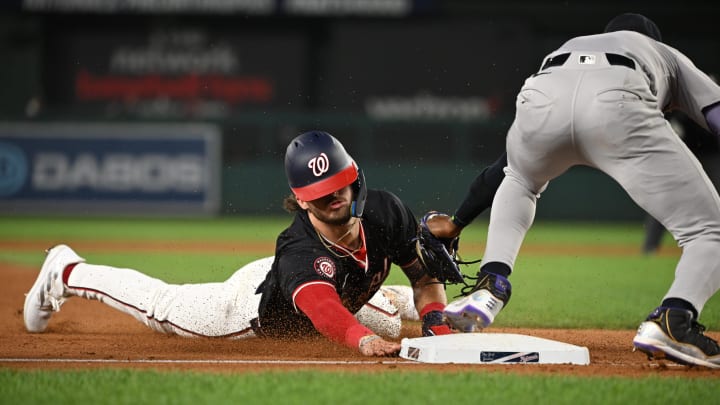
[
  {"xmin": 0, "ymin": 119, "xmax": 649, "ymax": 220},
  {"xmin": 5, "ymin": 118, "xmax": 720, "ymax": 220},
  {"xmin": 222, "ymin": 161, "xmax": 648, "ymax": 221},
  {"xmin": 1, "ymin": 6, "xmax": 718, "ymax": 220}
]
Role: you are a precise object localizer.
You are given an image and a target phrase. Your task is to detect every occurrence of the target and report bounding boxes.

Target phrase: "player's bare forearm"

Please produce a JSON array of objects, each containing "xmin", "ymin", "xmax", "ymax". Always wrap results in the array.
[
  {"xmin": 410, "ymin": 274, "xmax": 447, "ymax": 314},
  {"xmin": 401, "ymin": 259, "xmax": 448, "ymax": 322},
  {"xmin": 408, "ymin": 270, "xmax": 453, "ymax": 336}
]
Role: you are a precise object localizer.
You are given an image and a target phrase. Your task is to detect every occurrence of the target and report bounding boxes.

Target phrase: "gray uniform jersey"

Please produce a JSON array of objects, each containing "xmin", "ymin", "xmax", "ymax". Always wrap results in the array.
[
  {"xmin": 482, "ymin": 30, "xmax": 720, "ymax": 314},
  {"xmin": 551, "ymin": 31, "xmax": 720, "ymax": 126}
]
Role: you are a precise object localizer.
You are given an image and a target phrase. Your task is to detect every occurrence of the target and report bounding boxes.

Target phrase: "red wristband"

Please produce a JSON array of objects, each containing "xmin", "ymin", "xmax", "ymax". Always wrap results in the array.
[{"xmin": 419, "ymin": 302, "xmax": 446, "ymax": 318}]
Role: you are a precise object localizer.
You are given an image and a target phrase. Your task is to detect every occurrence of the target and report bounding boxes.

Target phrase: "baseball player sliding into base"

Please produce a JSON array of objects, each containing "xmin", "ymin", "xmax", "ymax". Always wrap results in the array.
[
  {"xmin": 430, "ymin": 13, "xmax": 720, "ymax": 368},
  {"xmin": 23, "ymin": 131, "xmax": 453, "ymax": 357}
]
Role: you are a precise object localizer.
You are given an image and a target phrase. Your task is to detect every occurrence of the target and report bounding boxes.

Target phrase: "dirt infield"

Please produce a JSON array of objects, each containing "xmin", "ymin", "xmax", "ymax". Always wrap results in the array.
[{"xmin": 1, "ymin": 249, "xmax": 717, "ymax": 378}]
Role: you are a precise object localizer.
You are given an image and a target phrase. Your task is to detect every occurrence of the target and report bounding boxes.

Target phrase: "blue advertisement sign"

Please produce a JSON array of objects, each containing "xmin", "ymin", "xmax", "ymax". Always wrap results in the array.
[{"xmin": 0, "ymin": 123, "xmax": 221, "ymax": 215}]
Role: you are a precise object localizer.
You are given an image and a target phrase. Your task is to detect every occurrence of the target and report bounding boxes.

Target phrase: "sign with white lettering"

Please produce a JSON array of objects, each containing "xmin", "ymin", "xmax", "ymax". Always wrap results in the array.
[{"xmin": 0, "ymin": 123, "xmax": 221, "ymax": 215}]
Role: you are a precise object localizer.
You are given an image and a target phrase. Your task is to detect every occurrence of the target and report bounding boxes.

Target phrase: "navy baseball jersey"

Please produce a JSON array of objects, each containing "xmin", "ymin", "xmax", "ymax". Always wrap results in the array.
[{"xmin": 255, "ymin": 189, "xmax": 420, "ymax": 337}]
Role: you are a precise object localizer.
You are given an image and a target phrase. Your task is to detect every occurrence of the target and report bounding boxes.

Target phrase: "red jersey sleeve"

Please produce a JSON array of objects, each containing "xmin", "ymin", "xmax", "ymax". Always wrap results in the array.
[{"xmin": 293, "ymin": 282, "xmax": 375, "ymax": 349}]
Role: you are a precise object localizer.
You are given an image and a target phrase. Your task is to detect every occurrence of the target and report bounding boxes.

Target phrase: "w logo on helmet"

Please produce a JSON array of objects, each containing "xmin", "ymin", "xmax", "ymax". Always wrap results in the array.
[
  {"xmin": 308, "ymin": 153, "xmax": 330, "ymax": 177},
  {"xmin": 286, "ymin": 131, "xmax": 364, "ymax": 214}
]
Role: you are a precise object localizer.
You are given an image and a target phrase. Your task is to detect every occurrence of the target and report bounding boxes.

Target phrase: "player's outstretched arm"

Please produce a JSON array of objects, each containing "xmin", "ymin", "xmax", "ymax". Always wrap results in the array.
[
  {"xmin": 294, "ymin": 282, "xmax": 400, "ymax": 356},
  {"xmin": 358, "ymin": 334, "xmax": 401, "ymax": 356}
]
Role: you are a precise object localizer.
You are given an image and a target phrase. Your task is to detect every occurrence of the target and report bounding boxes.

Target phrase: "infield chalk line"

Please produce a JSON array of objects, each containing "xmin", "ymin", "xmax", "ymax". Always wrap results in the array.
[
  {"xmin": 0, "ymin": 358, "xmax": 417, "ymax": 365},
  {"xmin": 0, "ymin": 358, "xmax": 687, "ymax": 368}
]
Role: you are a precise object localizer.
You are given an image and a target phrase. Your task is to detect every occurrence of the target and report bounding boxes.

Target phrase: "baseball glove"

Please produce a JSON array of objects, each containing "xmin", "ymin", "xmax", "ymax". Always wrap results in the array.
[{"xmin": 415, "ymin": 211, "xmax": 465, "ymax": 284}]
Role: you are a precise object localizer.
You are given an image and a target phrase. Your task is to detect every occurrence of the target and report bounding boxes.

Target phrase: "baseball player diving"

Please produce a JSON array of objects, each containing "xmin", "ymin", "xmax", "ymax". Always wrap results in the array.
[
  {"xmin": 23, "ymin": 131, "xmax": 460, "ymax": 357},
  {"xmin": 430, "ymin": 13, "xmax": 720, "ymax": 368}
]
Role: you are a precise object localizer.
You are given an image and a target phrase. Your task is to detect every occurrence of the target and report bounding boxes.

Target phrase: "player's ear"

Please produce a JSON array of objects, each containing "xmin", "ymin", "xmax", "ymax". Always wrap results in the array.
[{"xmin": 295, "ymin": 196, "xmax": 310, "ymax": 210}]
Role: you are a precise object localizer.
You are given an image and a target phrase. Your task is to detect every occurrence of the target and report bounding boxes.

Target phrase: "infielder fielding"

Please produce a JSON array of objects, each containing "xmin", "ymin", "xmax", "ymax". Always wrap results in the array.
[
  {"xmin": 433, "ymin": 13, "xmax": 720, "ymax": 368},
  {"xmin": 23, "ymin": 131, "xmax": 455, "ymax": 357}
]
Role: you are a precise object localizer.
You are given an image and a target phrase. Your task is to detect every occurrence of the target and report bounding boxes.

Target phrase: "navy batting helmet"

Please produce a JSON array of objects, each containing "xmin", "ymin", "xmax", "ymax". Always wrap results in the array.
[
  {"xmin": 604, "ymin": 13, "xmax": 662, "ymax": 42},
  {"xmin": 284, "ymin": 131, "xmax": 367, "ymax": 217}
]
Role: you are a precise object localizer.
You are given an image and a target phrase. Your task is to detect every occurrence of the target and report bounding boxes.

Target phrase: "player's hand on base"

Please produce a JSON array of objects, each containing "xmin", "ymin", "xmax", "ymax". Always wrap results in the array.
[{"xmin": 358, "ymin": 334, "xmax": 401, "ymax": 357}]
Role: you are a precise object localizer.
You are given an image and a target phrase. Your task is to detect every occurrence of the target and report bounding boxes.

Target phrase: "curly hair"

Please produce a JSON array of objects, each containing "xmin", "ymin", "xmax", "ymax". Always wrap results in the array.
[{"xmin": 282, "ymin": 194, "xmax": 301, "ymax": 213}]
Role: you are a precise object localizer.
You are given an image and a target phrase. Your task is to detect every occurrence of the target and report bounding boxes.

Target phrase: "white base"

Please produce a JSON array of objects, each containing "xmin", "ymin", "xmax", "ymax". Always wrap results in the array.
[{"xmin": 400, "ymin": 333, "xmax": 590, "ymax": 365}]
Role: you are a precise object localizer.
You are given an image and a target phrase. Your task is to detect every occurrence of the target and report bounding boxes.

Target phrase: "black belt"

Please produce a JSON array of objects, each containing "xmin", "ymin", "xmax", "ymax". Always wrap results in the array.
[{"xmin": 541, "ymin": 53, "xmax": 636, "ymax": 70}]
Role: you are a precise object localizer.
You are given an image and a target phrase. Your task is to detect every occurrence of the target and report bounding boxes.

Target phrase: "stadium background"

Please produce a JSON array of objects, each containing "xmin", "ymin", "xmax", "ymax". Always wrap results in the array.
[{"xmin": 1, "ymin": 0, "xmax": 718, "ymax": 220}]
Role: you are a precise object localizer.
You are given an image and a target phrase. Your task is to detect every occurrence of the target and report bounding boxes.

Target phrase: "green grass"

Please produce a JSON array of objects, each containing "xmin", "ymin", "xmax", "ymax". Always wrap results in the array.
[
  {"xmin": 2, "ymin": 369, "xmax": 719, "ymax": 405},
  {"xmin": 0, "ymin": 216, "xmax": 288, "ymax": 241},
  {"xmin": 1, "ymin": 215, "xmax": 716, "ymax": 327},
  {"xmin": 2, "ymin": 216, "xmax": 719, "ymax": 403}
]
